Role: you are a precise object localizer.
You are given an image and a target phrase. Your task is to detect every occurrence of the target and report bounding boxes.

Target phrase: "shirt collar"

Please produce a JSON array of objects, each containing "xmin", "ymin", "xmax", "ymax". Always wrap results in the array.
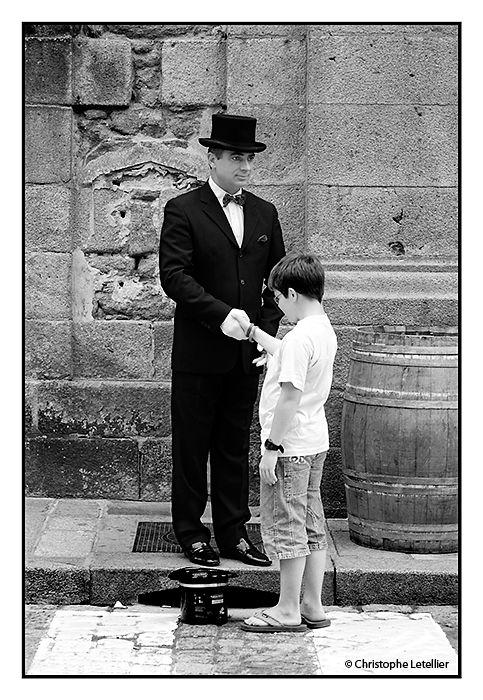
[{"xmin": 208, "ymin": 177, "xmax": 242, "ymax": 203}]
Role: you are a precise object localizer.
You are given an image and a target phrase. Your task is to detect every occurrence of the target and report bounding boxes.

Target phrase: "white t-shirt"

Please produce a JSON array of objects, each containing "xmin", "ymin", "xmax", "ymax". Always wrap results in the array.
[{"xmin": 259, "ymin": 314, "xmax": 337, "ymax": 456}]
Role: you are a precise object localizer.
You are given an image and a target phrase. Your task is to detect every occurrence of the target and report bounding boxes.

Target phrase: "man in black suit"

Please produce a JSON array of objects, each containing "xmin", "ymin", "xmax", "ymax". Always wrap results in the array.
[{"xmin": 159, "ymin": 114, "xmax": 285, "ymax": 567}]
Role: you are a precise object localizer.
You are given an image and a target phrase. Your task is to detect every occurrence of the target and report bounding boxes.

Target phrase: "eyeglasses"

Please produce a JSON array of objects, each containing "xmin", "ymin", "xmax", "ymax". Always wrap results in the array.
[{"xmin": 274, "ymin": 292, "xmax": 283, "ymax": 306}]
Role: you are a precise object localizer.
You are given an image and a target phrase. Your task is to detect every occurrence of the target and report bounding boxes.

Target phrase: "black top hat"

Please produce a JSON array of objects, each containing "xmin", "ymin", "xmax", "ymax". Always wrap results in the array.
[{"xmin": 199, "ymin": 114, "xmax": 266, "ymax": 153}]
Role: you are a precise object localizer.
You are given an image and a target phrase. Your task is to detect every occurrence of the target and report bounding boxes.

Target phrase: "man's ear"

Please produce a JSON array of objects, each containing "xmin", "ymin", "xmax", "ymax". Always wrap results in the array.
[{"xmin": 287, "ymin": 287, "xmax": 297, "ymax": 300}]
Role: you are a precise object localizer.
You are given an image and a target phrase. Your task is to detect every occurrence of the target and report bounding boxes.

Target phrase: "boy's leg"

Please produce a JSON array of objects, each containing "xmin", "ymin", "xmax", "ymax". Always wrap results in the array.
[
  {"xmin": 301, "ymin": 451, "xmax": 329, "ymax": 621},
  {"xmin": 243, "ymin": 555, "xmax": 306, "ymax": 627},
  {"xmin": 300, "ymin": 549, "xmax": 328, "ymax": 621}
]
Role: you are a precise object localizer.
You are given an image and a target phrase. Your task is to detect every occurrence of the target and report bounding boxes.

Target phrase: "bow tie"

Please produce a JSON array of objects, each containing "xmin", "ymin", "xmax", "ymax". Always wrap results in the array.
[{"xmin": 222, "ymin": 192, "xmax": 246, "ymax": 207}]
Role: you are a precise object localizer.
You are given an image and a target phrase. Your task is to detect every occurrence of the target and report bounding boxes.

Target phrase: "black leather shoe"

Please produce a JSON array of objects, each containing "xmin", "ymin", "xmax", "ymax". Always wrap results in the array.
[
  {"xmin": 184, "ymin": 541, "xmax": 220, "ymax": 567},
  {"xmin": 221, "ymin": 538, "xmax": 272, "ymax": 567}
]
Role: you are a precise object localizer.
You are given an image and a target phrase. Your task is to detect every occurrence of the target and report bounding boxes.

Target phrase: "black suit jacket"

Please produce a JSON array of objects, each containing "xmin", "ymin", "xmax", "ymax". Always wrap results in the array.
[{"xmin": 159, "ymin": 182, "xmax": 286, "ymax": 374}]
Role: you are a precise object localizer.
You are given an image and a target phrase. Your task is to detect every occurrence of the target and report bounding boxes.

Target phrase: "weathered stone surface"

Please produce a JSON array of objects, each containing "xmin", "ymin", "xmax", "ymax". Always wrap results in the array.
[
  {"xmin": 161, "ymin": 39, "xmax": 226, "ymax": 105},
  {"xmin": 72, "ymin": 37, "xmax": 133, "ymax": 106},
  {"xmin": 325, "ymin": 269, "xmax": 457, "ymax": 299},
  {"xmin": 314, "ymin": 24, "xmax": 458, "ymax": 35},
  {"xmin": 25, "ymin": 565, "xmax": 90, "ymax": 604},
  {"xmin": 25, "ymin": 253, "xmax": 72, "ymax": 320},
  {"xmin": 36, "ymin": 379, "xmax": 171, "ymax": 437},
  {"xmin": 25, "ymin": 436, "xmax": 139, "ymax": 499},
  {"xmin": 72, "ymin": 321, "xmax": 154, "ymax": 379},
  {"xmin": 308, "ymin": 105, "xmax": 458, "ymax": 186},
  {"xmin": 307, "ymin": 186, "xmax": 458, "ymax": 258},
  {"xmin": 227, "ymin": 105, "xmax": 306, "ymax": 185},
  {"xmin": 324, "ymin": 296, "xmax": 458, "ymax": 327},
  {"xmin": 110, "ymin": 104, "xmax": 165, "ymax": 137},
  {"xmin": 25, "ymin": 106, "xmax": 72, "ymax": 183},
  {"xmin": 227, "ymin": 38, "xmax": 306, "ymax": 106},
  {"xmin": 153, "ymin": 322, "xmax": 174, "ymax": 380},
  {"xmin": 139, "ymin": 438, "xmax": 173, "ymax": 500},
  {"xmin": 79, "ymin": 139, "xmax": 207, "ymax": 186},
  {"xmin": 25, "ymin": 185, "xmax": 72, "ymax": 252},
  {"xmin": 309, "ymin": 35, "xmax": 458, "ymax": 104},
  {"xmin": 25, "ymin": 322, "xmax": 73, "ymax": 380},
  {"xmin": 247, "ymin": 184, "xmax": 305, "ymax": 254},
  {"xmin": 24, "ymin": 37, "xmax": 72, "ymax": 105},
  {"xmin": 72, "ymin": 250, "xmax": 172, "ymax": 322},
  {"xmin": 106, "ymin": 24, "xmax": 225, "ymax": 39},
  {"xmin": 227, "ymin": 24, "xmax": 307, "ymax": 38}
]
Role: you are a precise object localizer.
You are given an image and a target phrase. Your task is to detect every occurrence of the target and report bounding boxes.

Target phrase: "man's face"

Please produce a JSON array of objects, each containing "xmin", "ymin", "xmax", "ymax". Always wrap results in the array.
[{"xmin": 209, "ymin": 151, "xmax": 256, "ymax": 193}]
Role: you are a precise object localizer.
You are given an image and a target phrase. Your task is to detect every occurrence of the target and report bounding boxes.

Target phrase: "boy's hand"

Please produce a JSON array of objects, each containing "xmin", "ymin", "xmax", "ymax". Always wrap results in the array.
[{"xmin": 259, "ymin": 450, "xmax": 278, "ymax": 486}]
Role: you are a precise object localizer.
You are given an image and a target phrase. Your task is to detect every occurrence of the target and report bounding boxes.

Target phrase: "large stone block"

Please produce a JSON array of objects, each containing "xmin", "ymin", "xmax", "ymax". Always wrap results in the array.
[
  {"xmin": 153, "ymin": 322, "xmax": 174, "ymax": 380},
  {"xmin": 314, "ymin": 24, "xmax": 458, "ymax": 35},
  {"xmin": 309, "ymin": 34, "xmax": 458, "ymax": 105},
  {"xmin": 139, "ymin": 438, "xmax": 172, "ymax": 501},
  {"xmin": 227, "ymin": 105, "xmax": 306, "ymax": 185},
  {"xmin": 307, "ymin": 186, "xmax": 458, "ymax": 258},
  {"xmin": 25, "ymin": 436, "xmax": 139, "ymax": 499},
  {"xmin": 73, "ymin": 321, "xmax": 154, "ymax": 379},
  {"xmin": 325, "ymin": 268, "xmax": 458, "ymax": 300},
  {"xmin": 25, "ymin": 321, "xmax": 73, "ymax": 379},
  {"xmin": 25, "ymin": 185, "xmax": 72, "ymax": 252},
  {"xmin": 24, "ymin": 37, "xmax": 72, "ymax": 105},
  {"xmin": 161, "ymin": 39, "xmax": 225, "ymax": 105},
  {"xmin": 308, "ymin": 105, "xmax": 458, "ymax": 186},
  {"xmin": 72, "ymin": 37, "xmax": 133, "ymax": 106},
  {"xmin": 25, "ymin": 106, "xmax": 72, "ymax": 183},
  {"xmin": 227, "ymin": 37, "xmax": 306, "ymax": 106},
  {"xmin": 247, "ymin": 184, "xmax": 305, "ymax": 254},
  {"xmin": 36, "ymin": 379, "xmax": 171, "ymax": 437},
  {"xmin": 25, "ymin": 252, "xmax": 71, "ymax": 320},
  {"xmin": 324, "ymin": 296, "xmax": 458, "ymax": 327}
]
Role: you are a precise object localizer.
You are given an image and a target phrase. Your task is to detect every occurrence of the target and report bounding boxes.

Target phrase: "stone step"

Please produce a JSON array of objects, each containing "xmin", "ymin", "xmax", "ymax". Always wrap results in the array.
[{"xmin": 25, "ymin": 498, "xmax": 458, "ymax": 607}]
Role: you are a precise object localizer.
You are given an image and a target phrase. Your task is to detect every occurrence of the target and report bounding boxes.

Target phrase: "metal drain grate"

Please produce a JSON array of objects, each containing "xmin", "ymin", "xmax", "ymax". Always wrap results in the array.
[{"xmin": 132, "ymin": 522, "xmax": 263, "ymax": 553}]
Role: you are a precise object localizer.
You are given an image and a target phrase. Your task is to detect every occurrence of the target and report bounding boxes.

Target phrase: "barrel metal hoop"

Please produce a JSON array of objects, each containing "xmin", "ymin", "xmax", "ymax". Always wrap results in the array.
[
  {"xmin": 352, "ymin": 342, "xmax": 458, "ymax": 355},
  {"xmin": 348, "ymin": 515, "xmax": 459, "ymax": 537},
  {"xmin": 349, "ymin": 352, "xmax": 458, "ymax": 368},
  {"xmin": 343, "ymin": 392, "xmax": 458, "ymax": 409},
  {"xmin": 342, "ymin": 468, "xmax": 458, "ymax": 487}
]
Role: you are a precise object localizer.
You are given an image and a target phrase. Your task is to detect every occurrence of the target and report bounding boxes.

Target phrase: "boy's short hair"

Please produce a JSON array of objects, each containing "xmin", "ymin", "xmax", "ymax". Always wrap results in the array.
[{"xmin": 268, "ymin": 253, "xmax": 325, "ymax": 302}]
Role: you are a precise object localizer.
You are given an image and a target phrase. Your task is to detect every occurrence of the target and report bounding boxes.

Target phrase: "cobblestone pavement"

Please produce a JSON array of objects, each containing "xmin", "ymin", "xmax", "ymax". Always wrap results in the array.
[{"xmin": 24, "ymin": 604, "xmax": 459, "ymax": 677}]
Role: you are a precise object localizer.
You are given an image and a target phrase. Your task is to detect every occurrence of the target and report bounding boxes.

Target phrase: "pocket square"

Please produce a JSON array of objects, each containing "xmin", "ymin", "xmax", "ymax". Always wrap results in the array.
[{"xmin": 257, "ymin": 235, "xmax": 268, "ymax": 243}]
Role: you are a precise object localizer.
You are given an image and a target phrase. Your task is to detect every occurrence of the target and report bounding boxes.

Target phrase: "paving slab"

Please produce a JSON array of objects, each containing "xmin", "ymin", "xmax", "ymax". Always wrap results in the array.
[{"xmin": 24, "ymin": 604, "xmax": 458, "ymax": 677}]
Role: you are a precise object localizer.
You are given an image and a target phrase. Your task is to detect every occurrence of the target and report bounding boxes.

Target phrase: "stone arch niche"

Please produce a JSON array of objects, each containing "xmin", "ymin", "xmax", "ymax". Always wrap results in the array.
[{"xmin": 72, "ymin": 140, "xmax": 207, "ymax": 323}]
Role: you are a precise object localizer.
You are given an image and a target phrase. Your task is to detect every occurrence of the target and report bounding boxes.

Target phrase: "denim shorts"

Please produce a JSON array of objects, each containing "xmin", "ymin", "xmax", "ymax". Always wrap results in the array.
[{"xmin": 260, "ymin": 451, "xmax": 329, "ymax": 560}]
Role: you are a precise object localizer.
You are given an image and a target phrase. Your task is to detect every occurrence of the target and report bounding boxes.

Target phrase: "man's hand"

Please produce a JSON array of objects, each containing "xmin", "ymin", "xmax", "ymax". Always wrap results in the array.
[{"xmin": 220, "ymin": 309, "xmax": 250, "ymax": 340}]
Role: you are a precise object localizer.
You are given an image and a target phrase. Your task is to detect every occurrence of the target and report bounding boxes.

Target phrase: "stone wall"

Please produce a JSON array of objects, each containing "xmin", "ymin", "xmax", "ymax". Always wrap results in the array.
[{"xmin": 24, "ymin": 23, "xmax": 458, "ymax": 516}]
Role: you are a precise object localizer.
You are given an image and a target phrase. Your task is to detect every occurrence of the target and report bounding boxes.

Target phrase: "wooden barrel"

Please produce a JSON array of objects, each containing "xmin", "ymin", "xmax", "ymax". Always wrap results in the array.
[{"xmin": 340, "ymin": 325, "xmax": 458, "ymax": 554}]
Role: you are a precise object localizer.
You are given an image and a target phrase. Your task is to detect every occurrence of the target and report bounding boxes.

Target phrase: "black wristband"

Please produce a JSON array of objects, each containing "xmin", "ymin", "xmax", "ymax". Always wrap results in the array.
[{"xmin": 264, "ymin": 438, "xmax": 284, "ymax": 454}]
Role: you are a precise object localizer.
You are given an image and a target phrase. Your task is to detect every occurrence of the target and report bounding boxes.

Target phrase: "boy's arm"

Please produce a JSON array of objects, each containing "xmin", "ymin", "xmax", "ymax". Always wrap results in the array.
[
  {"xmin": 230, "ymin": 311, "xmax": 281, "ymax": 356},
  {"xmin": 260, "ymin": 381, "xmax": 302, "ymax": 486}
]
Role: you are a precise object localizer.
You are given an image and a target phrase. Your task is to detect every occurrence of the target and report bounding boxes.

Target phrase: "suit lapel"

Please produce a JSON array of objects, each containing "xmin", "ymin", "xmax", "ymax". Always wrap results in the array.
[
  {"xmin": 200, "ymin": 183, "xmax": 239, "ymax": 248},
  {"xmin": 241, "ymin": 192, "xmax": 260, "ymax": 250}
]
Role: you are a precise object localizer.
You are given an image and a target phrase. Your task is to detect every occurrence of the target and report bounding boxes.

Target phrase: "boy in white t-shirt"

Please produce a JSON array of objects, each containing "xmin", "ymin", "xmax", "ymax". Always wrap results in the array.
[{"xmin": 234, "ymin": 253, "xmax": 337, "ymax": 633}]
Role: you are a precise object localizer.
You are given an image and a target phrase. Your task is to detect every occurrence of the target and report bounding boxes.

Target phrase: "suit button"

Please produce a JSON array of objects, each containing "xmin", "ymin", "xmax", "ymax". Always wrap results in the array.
[
  {"xmin": 239, "ymin": 252, "xmax": 243, "ymax": 258},
  {"xmin": 240, "ymin": 279, "xmax": 245, "ymax": 285}
]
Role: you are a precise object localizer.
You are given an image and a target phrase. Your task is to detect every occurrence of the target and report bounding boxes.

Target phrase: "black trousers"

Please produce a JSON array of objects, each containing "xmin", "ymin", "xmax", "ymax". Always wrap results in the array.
[{"xmin": 171, "ymin": 352, "xmax": 260, "ymax": 552}]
